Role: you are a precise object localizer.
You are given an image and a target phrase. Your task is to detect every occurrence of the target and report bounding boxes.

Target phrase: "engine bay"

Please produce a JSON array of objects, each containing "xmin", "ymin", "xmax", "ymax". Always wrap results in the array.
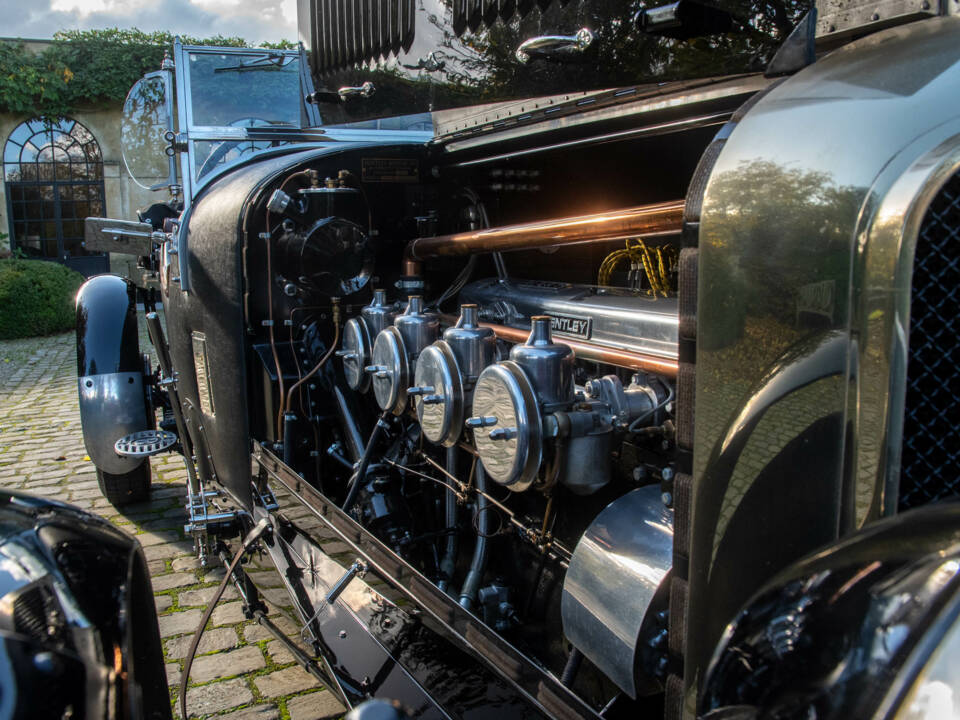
[{"xmin": 235, "ymin": 129, "xmax": 701, "ymax": 710}]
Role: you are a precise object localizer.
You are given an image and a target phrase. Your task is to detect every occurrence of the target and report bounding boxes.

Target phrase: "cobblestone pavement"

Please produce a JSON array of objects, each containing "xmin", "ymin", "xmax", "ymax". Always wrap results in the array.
[{"xmin": 0, "ymin": 328, "xmax": 344, "ymax": 720}]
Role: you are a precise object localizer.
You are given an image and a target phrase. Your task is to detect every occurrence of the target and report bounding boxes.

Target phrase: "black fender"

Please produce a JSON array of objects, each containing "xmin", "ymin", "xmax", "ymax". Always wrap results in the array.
[
  {"xmin": 699, "ymin": 501, "xmax": 960, "ymax": 720},
  {"xmin": 75, "ymin": 275, "xmax": 150, "ymax": 475}
]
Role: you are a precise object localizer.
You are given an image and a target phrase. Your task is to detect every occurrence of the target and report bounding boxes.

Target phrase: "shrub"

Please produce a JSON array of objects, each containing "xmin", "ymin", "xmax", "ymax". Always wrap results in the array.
[{"xmin": 0, "ymin": 259, "xmax": 85, "ymax": 339}]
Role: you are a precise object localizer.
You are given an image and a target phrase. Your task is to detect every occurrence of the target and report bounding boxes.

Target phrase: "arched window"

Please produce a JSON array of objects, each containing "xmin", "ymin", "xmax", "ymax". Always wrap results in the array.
[{"xmin": 3, "ymin": 117, "xmax": 108, "ymax": 275}]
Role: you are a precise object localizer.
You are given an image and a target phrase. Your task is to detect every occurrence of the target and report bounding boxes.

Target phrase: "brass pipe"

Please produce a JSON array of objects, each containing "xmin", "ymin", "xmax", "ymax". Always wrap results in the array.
[
  {"xmin": 406, "ymin": 200, "xmax": 684, "ymax": 261},
  {"xmin": 440, "ymin": 315, "xmax": 678, "ymax": 378}
]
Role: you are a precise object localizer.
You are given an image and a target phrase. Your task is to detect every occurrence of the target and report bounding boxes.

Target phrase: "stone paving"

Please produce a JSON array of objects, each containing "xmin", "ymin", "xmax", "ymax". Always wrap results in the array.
[{"xmin": 0, "ymin": 327, "xmax": 344, "ymax": 720}]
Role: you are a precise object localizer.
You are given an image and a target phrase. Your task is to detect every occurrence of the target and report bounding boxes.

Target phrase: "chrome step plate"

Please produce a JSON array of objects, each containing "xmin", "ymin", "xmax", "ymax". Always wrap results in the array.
[{"xmin": 115, "ymin": 429, "xmax": 177, "ymax": 457}]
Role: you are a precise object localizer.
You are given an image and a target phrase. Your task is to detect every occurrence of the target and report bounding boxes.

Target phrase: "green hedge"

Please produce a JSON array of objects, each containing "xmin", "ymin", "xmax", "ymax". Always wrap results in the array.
[{"xmin": 0, "ymin": 259, "xmax": 85, "ymax": 339}]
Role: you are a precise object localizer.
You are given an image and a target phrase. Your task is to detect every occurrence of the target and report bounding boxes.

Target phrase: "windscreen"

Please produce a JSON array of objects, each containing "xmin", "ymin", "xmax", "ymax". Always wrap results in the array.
[{"xmin": 187, "ymin": 50, "xmax": 303, "ymax": 128}]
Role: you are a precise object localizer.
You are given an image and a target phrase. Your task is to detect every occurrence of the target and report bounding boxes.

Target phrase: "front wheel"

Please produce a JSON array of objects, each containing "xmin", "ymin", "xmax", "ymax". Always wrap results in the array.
[{"xmin": 97, "ymin": 463, "xmax": 151, "ymax": 506}]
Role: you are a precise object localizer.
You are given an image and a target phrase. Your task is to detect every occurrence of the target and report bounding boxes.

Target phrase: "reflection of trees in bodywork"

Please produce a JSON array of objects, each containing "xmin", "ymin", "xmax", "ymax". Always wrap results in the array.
[
  {"xmin": 700, "ymin": 160, "xmax": 861, "ymax": 355},
  {"xmin": 315, "ymin": 0, "xmax": 810, "ymax": 124}
]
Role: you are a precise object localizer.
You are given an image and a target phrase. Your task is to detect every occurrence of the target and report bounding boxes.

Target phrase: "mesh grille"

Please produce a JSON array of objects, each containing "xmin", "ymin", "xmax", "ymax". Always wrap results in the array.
[{"xmin": 899, "ymin": 170, "xmax": 960, "ymax": 509}]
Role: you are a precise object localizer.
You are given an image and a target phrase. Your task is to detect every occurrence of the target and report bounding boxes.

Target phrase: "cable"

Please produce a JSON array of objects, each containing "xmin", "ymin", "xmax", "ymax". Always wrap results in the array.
[
  {"xmin": 265, "ymin": 218, "xmax": 287, "ymax": 442},
  {"xmin": 342, "ymin": 410, "xmax": 391, "ymax": 511},
  {"xmin": 179, "ymin": 518, "xmax": 272, "ymax": 720},
  {"xmin": 561, "ymin": 648, "xmax": 584, "ymax": 688},
  {"xmin": 283, "ymin": 300, "xmax": 341, "ymax": 421},
  {"xmin": 431, "ymin": 188, "xmax": 489, "ymax": 310},
  {"xmin": 597, "ymin": 238, "xmax": 678, "ymax": 295},
  {"xmin": 627, "ymin": 383, "xmax": 675, "ymax": 434}
]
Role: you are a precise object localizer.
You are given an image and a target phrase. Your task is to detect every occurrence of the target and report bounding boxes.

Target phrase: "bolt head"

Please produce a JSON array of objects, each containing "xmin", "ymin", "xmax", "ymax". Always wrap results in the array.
[{"xmin": 338, "ymin": 630, "xmax": 348, "ymax": 639}]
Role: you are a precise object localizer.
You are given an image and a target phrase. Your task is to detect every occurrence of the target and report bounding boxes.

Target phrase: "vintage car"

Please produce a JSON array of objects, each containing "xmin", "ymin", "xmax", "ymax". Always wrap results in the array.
[{"xmin": 73, "ymin": 0, "xmax": 960, "ymax": 718}]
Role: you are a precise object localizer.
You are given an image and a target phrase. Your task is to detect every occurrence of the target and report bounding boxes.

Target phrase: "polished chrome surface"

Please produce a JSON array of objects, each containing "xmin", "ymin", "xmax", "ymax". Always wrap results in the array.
[
  {"xmin": 561, "ymin": 485, "xmax": 673, "ymax": 698},
  {"xmin": 442, "ymin": 304, "xmax": 497, "ymax": 384},
  {"xmin": 560, "ymin": 430, "xmax": 612, "ymax": 496},
  {"xmin": 78, "ymin": 372, "xmax": 148, "ymax": 475},
  {"xmin": 407, "ymin": 201, "xmax": 684, "ymax": 261},
  {"xmin": 515, "ymin": 28, "xmax": 594, "ymax": 63},
  {"xmin": 470, "ymin": 361, "xmax": 542, "ymax": 491},
  {"xmin": 453, "ymin": 317, "xmax": 679, "ymax": 377},
  {"xmin": 509, "ymin": 316, "xmax": 575, "ymax": 408},
  {"xmin": 853, "ymin": 129, "xmax": 960, "ymax": 518},
  {"xmin": 393, "ymin": 296, "xmax": 439, "ymax": 376},
  {"xmin": 192, "ymin": 331, "xmax": 215, "ymax": 415},
  {"xmin": 338, "ymin": 317, "xmax": 371, "ymax": 392},
  {"xmin": 337, "ymin": 81, "xmax": 375, "ymax": 99},
  {"xmin": 368, "ymin": 326, "xmax": 409, "ymax": 415},
  {"xmin": 461, "ymin": 277, "xmax": 679, "ymax": 362},
  {"xmin": 360, "ymin": 289, "xmax": 394, "ymax": 338},
  {"xmin": 83, "ymin": 217, "xmax": 155, "ymax": 256},
  {"xmin": 413, "ymin": 341, "xmax": 464, "ymax": 448},
  {"xmin": 115, "ymin": 429, "xmax": 177, "ymax": 457},
  {"xmin": 690, "ymin": 15, "xmax": 960, "ymax": 708}
]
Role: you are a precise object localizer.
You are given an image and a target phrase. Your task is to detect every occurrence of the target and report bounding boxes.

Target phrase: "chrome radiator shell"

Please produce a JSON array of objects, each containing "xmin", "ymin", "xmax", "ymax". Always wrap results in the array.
[{"xmin": 460, "ymin": 278, "xmax": 678, "ymax": 363}]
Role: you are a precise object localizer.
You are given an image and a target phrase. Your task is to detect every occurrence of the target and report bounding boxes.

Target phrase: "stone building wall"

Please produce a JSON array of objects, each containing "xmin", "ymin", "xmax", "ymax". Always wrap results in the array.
[{"xmin": 0, "ymin": 38, "xmax": 169, "ymax": 276}]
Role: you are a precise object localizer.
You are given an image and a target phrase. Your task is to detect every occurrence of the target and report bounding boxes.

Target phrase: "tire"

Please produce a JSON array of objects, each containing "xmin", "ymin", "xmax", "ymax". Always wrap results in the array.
[{"xmin": 97, "ymin": 463, "xmax": 151, "ymax": 506}]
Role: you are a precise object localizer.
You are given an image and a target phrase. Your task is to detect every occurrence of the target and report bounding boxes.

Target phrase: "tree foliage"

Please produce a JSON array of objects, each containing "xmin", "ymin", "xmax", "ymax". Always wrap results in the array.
[{"xmin": 0, "ymin": 28, "xmax": 296, "ymax": 118}]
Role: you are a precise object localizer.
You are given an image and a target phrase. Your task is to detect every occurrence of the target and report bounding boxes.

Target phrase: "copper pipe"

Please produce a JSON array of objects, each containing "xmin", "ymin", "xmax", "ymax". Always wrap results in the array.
[
  {"xmin": 401, "ymin": 256, "xmax": 422, "ymax": 276},
  {"xmin": 441, "ymin": 315, "xmax": 678, "ymax": 378},
  {"xmin": 406, "ymin": 200, "xmax": 684, "ymax": 261}
]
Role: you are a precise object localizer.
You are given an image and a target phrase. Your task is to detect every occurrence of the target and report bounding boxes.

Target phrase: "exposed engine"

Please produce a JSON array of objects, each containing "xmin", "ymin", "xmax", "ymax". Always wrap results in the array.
[{"xmin": 251, "ymin": 162, "xmax": 681, "ymax": 707}]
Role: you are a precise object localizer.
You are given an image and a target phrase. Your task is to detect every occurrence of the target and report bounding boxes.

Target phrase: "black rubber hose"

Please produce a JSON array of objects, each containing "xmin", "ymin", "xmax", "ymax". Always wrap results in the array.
[
  {"xmin": 438, "ymin": 446, "xmax": 459, "ymax": 592},
  {"xmin": 341, "ymin": 411, "xmax": 390, "ymax": 511},
  {"xmin": 282, "ymin": 413, "xmax": 296, "ymax": 466},
  {"xmin": 561, "ymin": 648, "xmax": 584, "ymax": 688},
  {"xmin": 179, "ymin": 518, "xmax": 271, "ymax": 720},
  {"xmin": 459, "ymin": 463, "xmax": 489, "ymax": 610}
]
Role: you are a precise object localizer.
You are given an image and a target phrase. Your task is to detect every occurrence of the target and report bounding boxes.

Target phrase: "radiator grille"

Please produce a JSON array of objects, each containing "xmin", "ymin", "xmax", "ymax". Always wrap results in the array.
[{"xmin": 899, "ymin": 170, "xmax": 960, "ymax": 509}]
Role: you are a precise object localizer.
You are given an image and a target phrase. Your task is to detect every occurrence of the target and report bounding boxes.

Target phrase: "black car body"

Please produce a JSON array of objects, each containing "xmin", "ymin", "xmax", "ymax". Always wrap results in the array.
[
  {"xmin": 73, "ymin": 1, "xmax": 960, "ymax": 718},
  {"xmin": 0, "ymin": 491, "xmax": 169, "ymax": 720}
]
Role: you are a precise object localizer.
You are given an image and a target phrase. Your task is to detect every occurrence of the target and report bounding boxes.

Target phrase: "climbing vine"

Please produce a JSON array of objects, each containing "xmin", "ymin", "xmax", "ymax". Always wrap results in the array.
[{"xmin": 0, "ymin": 28, "xmax": 296, "ymax": 118}]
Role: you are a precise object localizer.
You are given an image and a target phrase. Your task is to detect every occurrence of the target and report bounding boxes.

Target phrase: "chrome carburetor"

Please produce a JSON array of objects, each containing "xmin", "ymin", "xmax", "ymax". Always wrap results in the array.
[
  {"xmin": 468, "ymin": 316, "xmax": 574, "ymax": 492},
  {"xmin": 337, "ymin": 288, "xmax": 394, "ymax": 392},
  {"xmin": 411, "ymin": 304, "xmax": 497, "ymax": 447},
  {"xmin": 367, "ymin": 296, "xmax": 439, "ymax": 415},
  {"xmin": 467, "ymin": 316, "xmax": 667, "ymax": 495}
]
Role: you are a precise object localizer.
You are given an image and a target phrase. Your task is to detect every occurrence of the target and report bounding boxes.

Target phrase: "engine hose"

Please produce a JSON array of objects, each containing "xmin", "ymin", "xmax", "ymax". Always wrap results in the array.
[
  {"xmin": 438, "ymin": 446, "xmax": 459, "ymax": 592},
  {"xmin": 341, "ymin": 411, "xmax": 390, "ymax": 511},
  {"xmin": 179, "ymin": 518, "xmax": 272, "ymax": 720},
  {"xmin": 561, "ymin": 647, "xmax": 584, "ymax": 688},
  {"xmin": 459, "ymin": 464, "xmax": 490, "ymax": 610}
]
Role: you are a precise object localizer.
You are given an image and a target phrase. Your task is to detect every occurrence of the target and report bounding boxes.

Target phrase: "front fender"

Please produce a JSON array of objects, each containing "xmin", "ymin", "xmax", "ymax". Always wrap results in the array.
[{"xmin": 75, "ymin": 275, "xmax": 150, "ymax": 475}]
